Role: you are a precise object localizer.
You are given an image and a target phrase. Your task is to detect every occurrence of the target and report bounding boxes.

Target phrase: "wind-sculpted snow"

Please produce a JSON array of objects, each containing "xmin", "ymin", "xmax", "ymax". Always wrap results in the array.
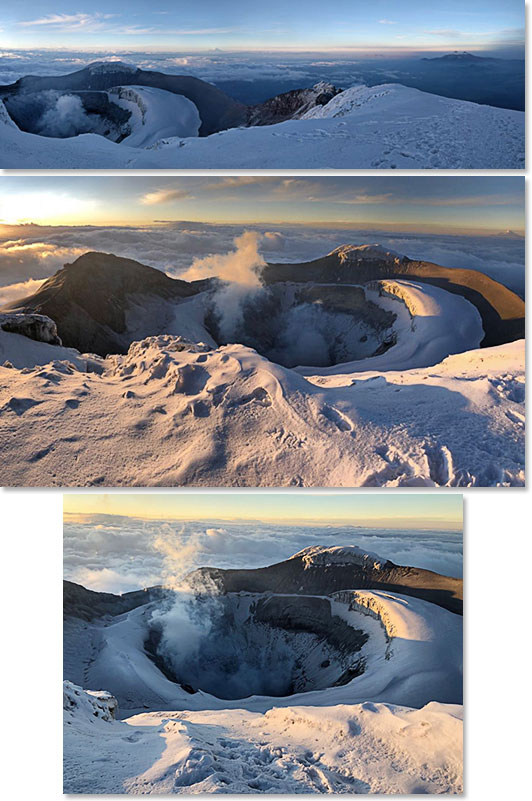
[
  {"xmin": 64, "ymin": 686, "xmax": 463, "ymax": 794},
  {"xmin": 0, "ymin": 331, "xmax": 525, "ymax": 485},
  {"xmin": 0, "ymin": 79, "xmax": 524, "ymax": 168}
]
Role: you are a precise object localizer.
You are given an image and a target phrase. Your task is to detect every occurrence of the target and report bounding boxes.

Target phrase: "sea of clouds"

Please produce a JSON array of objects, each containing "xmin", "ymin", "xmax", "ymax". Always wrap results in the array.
[
  {"xmin": 0, "ymin": 47, "xmax": 524, "ymax": 111},
  {"xmin": 63, "ymin": 515, "xmax": 463, "ymax": 595},
  {"xmin": 0, "ymin": 221, "xmax": 524, "ymax": 308}
]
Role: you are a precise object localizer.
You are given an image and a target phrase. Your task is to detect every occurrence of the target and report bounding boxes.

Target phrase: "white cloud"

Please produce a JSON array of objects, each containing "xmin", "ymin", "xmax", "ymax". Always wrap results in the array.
[
  {"xmin": 140, "ymin": 189, "xmax": 193, "ymax": 205},
  {"xmin": 0, "ymin": 223, "xmax": 524, "ymax": 300},
  {"xmin": 18, "ymin": 13, "xmax": 115, "ymax": 30},
  {"xmin": 378, "ymin": 20, "xmax": 398, "ymax": 25},
  {"xmin": 64, "ymin": 516, "xmax": 463, "ymax": 594},
  {"xmin": 0, "ymin": 277, "xmax": 45, "ymax": 306}
]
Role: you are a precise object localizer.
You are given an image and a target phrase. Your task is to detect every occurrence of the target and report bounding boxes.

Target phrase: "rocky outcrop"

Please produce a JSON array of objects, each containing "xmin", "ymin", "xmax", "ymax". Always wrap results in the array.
[
  {"xmin": 248, "ymin": 82, "xmax": 342, "ymax": 126},
  {"xmin": 188, "ymin": 547, "xmax": 463, "ymax": 615},
  {"xmin": 0, "ymin": 312, "xmax": 62, "ymax": 345}
]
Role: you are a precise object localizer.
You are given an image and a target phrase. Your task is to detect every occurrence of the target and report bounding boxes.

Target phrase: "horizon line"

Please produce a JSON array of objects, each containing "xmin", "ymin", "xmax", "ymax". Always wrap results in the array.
[
  {"xmin": 0, "ymin": 220, "xmax": 523, "ymax": 237},
  {"xmin": 63, "ymin": 510, "xmax": 462, "ymax": 531}
]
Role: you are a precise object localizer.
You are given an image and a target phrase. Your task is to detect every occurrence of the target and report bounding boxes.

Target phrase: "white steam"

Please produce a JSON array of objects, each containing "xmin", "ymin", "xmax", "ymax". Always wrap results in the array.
[
  {"xmin": 37, "ymin": 93, "xmax": 94, "ymax": 138},
  {"xmin": 182, "ymin": 231, "xmax": 266, "ymax": 341},
  {"xmin": 149, "ymin": 524, "xmax": 223, "ymax": 688},
  {"xmin": 182, "ymin": 231, "xmax": 265, "ymax": 286}
]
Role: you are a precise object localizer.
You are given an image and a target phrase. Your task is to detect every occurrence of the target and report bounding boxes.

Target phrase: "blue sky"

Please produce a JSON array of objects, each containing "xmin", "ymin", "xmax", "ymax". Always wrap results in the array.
[
  {"xmin": 0, "ymin": 176, "xmax": 524, "ymax": 232},
  {"xmin": 64, "ymin": 492, "xmax": 463, "ymax": 528},
  {"xmin": 2, "ymin": 2, "xmax": 524, "ymax": 52}
]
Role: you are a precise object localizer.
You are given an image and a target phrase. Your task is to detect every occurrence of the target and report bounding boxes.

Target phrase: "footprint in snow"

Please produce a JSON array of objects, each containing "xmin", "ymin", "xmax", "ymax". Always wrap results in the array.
[{"xmin": 320, "ymin": 405, "xmax": 353, "ymax": 432}]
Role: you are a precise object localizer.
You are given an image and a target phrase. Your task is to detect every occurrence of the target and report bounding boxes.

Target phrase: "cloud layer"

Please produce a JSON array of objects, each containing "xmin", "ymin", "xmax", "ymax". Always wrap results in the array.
[
  {"xmin": 64, "ymin": 515, "xmax": 463, "ymax": 594},
  {"xmin": 0, "ymin": 221, "xmax": 524, "ymax": 307}
]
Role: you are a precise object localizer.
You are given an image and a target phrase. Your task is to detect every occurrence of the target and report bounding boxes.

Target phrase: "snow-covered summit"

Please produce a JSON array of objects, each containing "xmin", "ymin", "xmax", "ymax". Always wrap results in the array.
[
  {"xmin": 292, "ymin": 545, "xmax": 389, "ymax": 571},
  {"xmin": 87, "ymin": 61, "xmax": 138, "ymax": 74},
  {"xmin": 331, "ymin": 244, "xmax": 406, "ymax": 265}
]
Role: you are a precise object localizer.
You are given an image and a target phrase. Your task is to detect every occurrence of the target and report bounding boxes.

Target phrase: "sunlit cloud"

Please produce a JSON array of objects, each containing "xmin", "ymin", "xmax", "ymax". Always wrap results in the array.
[
  {"xmin": 0, "ymin": 277, "xmax": 45, "ymax": 306},
  {"xmin": 140, "ymin": 188, "xmax": 194, "ymax": 205}
]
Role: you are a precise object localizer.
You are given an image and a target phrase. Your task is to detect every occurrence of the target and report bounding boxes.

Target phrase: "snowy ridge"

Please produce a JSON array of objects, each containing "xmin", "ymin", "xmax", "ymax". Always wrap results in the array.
[
  {"xmin": 0, "ymin": 81, "xmax": 524, "ymax": 168},
  {"xmin": 110, "ymin": 86, "xmax": 201, "ymax": 147},
  {"xmin": 331, "ymin": 243, "xmax": 406, "ymax": 264},
  {"xmin": 87, "ymin": 61, "xmax": 137, "ymax": 74},
  {"xmin": 293, "ymin": 545, "xmax": 389, "ymax": 571}
]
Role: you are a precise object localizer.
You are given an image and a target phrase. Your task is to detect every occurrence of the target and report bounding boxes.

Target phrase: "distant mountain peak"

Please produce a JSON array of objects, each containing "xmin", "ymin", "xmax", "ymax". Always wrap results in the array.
[
  {"xmin": 493, "ymin": 229, "xmax": 524, "ymax": 239},
  {"xmin": 329, "ymin": 243, "xmax": 407, "ymax": 264},
  {"xmin": 86, "ymin": 61, "xmax": 138, "ymax": 74},
  {"xmin": 421, "ymin": 51, "xmax": 493, "ymax": 62}
]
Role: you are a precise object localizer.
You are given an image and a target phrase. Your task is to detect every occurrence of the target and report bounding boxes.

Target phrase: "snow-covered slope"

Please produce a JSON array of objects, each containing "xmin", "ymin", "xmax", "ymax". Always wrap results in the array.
[
  {"xmin": 111, "ymin": 86, "xmax": 200, "ymax": 146},
  {"xmin": 0, "ymin": 329, "xmax": 524, "ymax": 485},
  {"xmin": 1, "ymin": 82, "xmax": 524, "ymax": 168},
  {"xmin": 64, "ymin": 684, "xmax": 463, "ymax": 794},
  {"xmin": 64, "ymin": 588, "xmax": 462, "ymax": 715}
]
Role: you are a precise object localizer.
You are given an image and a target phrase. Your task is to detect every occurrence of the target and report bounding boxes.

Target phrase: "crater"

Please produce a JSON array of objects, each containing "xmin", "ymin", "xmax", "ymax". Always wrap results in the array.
[
  {"xmin": 3, "ymin": 90, "xmax": 132, "ymax": 141},
  {"xmin": 207, "ymin": 284, "xmax": 397, "ymax": 368},
  {"xmin": 145, "ymin": 593, "xmax": 368, "ymax": 700}
]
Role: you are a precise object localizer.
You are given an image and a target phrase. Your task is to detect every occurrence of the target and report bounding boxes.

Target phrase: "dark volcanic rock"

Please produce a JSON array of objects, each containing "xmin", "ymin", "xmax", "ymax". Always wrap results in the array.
[
  {"xmin": 263, "ymin": 246, "xmax": 525, "ymax": 348},
  {"xmin": 64, "ymin": 579, "xmax": 164, "ymax": 621},
  {"xmin": 189, "ymin": 549, "xmax": 463, "ymax": 615},
  {"xmin": 3, "ymin": 252, "xmax": 203, "ymax": 356},
  {"xmin": 248, "ymin": 82, "xmax": 342, "ymax": 126}
]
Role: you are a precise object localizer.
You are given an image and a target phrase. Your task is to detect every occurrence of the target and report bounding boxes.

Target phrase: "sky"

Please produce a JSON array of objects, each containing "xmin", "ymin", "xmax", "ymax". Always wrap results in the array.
[
  {"xmin": 0, "ymin": 176, "xmax": 524, "ymax": 232},
  {"xmin": 1, "ymin": 2, "xmax": 524, "ymax": 53},
  {"xmin": 63, "ymin": 492, "xmax": 462, "ymax": 529}
]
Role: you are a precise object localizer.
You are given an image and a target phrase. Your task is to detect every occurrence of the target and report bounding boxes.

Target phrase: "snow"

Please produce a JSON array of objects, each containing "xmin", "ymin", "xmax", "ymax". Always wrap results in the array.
[
  {"xmin": 110, "ymin": 86, "xmax": 200, "ymax": 147},
  {"xmin": 0, "ymin": 308, "xmax": 524, "ymax": 484},
  {"xmin": 1, "ymin": 82, "xmax": 524, "ymax": 168},
  {"xmin": 332, "ymin": 244, "xmax": 406, "ymax": 264},
  {"xmin": 87, "ymin": 61, "xmax": 137, "ymax": 74},
  {"xmin": 63, "ymin": 587, "xmax": 463, "ymax": 793},
  {"xmin": 313, "ymin": 278, "xmax": 485, "ymax": 373},
  {"xmin": 64, "ymin": 692, "xmax": 463, "ymax": 794},
  {"xmin": 63, "ymin": 589, "xmax": 462, "ymax": 715},
  {"xmin": 0, "ymin": 323, "xmax": 102, "ymax": 371},
  {"xmin": 293, "ymin": 545, "xmax": 388, "ymax": 571}
]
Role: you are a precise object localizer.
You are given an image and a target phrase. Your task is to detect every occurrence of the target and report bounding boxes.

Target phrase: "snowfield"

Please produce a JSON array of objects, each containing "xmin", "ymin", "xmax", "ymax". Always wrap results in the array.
[
  {"xmin": 64, "ymin": 687, "xmax": 463, "ymax": 794},
  {"xmin": 0, "ymin": 328, "xmax": 524, "ymax": 486},
  {"xmin": 63, "ymin": 585, "xmax": 463, "ymax": 793},
  {"xmin": 0, "ymin": 82, "xmax": 524, "ymax": 168}
]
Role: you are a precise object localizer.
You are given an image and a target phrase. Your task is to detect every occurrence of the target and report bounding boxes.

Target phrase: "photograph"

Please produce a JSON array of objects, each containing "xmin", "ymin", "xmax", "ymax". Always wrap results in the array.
[
  {"xmin": 63, "ymin": 492, "xmax": 464, "ymax": 794},
  {"xmin": 0, "ymin": 1, "xmax": 524, "ymax": 169},
  {"xmin": 0, "ymin": 175, "xmax": 525, "ymax": 486}
]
